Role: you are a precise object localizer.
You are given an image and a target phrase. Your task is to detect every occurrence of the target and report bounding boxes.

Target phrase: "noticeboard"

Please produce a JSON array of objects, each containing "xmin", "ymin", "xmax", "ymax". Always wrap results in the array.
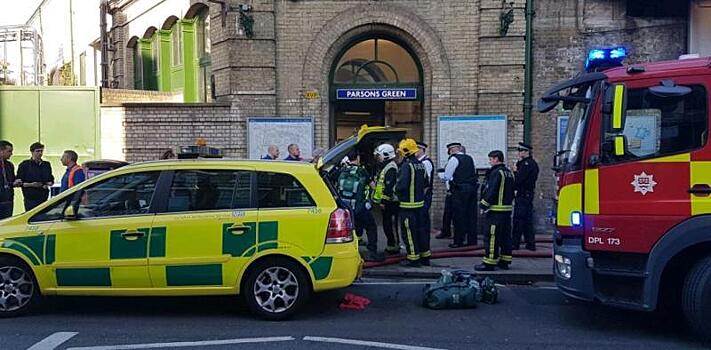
[
  {"xmin": 437, "ymin": 115, "xmax": 507, "ymax": 169},
  {"xmin": 247, "ymin": 117, "xmax": 314, "ymax": 161}
]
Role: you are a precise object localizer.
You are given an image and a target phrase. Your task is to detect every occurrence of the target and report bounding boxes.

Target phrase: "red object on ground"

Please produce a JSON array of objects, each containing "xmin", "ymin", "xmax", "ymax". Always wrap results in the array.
[{"xmin": 339, "ymin": 293, "xmax": 372, "ymax": 311}]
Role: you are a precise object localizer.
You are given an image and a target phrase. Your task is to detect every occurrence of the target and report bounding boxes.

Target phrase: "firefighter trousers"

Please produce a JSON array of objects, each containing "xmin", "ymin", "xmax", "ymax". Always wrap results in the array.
[
  {"xmin": 381, "ymin": 201, "xmax": 400, "ymax": 251},
  {"xmin": 482, "ymin": 211, "xmax": 513, "ymax": 266},
  {"xmin": 512, "ymin": 194, "xmax": 535, "ymax": 249},
  {"xmin": 400, "ymin": 208, "xmax": 426, "ymax": 261}
]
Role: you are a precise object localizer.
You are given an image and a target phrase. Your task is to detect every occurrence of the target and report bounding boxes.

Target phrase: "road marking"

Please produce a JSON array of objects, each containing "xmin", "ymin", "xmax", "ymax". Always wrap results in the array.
[
  {"xmin": 303, "ymin": 336, "xmax": 447, "ymax": 350},
  {"xmin": 65, "ymin": 336, "xmax": 295, "ymax": 350},
  {"xmin": 27, "ymin": 332, "xmax": 79, "ymax": 350}
]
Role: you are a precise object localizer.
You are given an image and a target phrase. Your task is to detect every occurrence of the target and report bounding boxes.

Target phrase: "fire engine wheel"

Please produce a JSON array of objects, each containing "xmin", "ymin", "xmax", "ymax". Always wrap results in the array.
[
  {"xmin": 682, "ymin": 255, "xmax": 711, "ymax": 343},
  {"xmin": 0, "ymin": 257, "xmax": 40, "ymax": 318},
  {"xmin": 242, "ymin": 257, "xmax": 311, "ymax": 321}
]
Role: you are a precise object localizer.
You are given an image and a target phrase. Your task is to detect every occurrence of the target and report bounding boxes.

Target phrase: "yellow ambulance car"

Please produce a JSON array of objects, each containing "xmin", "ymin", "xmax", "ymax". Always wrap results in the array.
[{"xmin": 0, "ymin": 126, "xmax": 404, "ymax": 319}]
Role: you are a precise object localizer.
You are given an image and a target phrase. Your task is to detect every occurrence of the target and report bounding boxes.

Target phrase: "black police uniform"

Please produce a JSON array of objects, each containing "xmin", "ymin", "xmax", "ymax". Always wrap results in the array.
[
  {"xmin": 512, "ymin": 154, "xmax": 539, "ymax": 250},
  {"xmin": 395, "ymin": 155, "xmax": 428, "ymax": 266},
  {"xmin": 478, "ymin": 163, "xmax": 515, "ymax": 269},
  {"xmin": 0, "ymin": 159, "xmax": 16, "ymax": 220},
  {"xmin": 450, "ymin": 153, "xmax": 478, "ymax": 246}
]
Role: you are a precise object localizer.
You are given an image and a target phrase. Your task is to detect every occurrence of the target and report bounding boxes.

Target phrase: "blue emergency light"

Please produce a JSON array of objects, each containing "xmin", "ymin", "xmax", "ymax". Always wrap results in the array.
[{"xmin": 585, "ymin": 47, "xmax": 627, "ymax": 72}]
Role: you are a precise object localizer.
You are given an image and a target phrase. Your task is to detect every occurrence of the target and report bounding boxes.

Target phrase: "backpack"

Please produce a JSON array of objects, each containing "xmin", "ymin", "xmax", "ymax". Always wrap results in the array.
[
  {"xmin": 422, "ymin": 270, "xmax": 499, "ymax": 309},
  {"xmin": 337, "ymin": 166, "xmax": 365, "ymax": 209}
]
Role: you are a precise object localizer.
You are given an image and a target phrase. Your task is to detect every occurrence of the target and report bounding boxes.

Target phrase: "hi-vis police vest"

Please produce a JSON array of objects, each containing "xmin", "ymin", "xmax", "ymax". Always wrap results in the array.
[{"xmin": 373, "ymin": 161, "xmax": 398, "ymax": 204}]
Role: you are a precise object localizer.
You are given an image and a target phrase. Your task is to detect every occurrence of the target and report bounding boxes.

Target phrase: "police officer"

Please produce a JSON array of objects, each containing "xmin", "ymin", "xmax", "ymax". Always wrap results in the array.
[
  {"xmin": 476, "ymin": 150, "xmax": 515, "ymax": 271},
  {"xmin": 395, "ymin": 138, "xmax": 428, "ymax": 267},
  {"xmin": 372, "ymin": 143, "xmax": 400, "ymax": 255},
  {"xmin": 512, "ymin": 142, "xmax": 539, "ymax": 251},
  {"xmin": 416, "ymin": 142, "xmax": 434, "ymax": 241},
  {"xmin": 439, "ymin": 142, "xmax": 478, "ymax": 248}
]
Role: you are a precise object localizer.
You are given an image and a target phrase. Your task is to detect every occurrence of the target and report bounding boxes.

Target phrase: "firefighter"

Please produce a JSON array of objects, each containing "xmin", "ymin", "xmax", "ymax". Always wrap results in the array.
[
  {"xmin": 476, "ymin": 150, "xmax": 515, "ymax": 271},
  {"xmin": 394, "ymin": 138, "xmax": 428, "ymax": 267},
  {"xmin": 512, "ymin": 142, "xmax": 539, "ymax": 251},
  {"xmin": 439, "ymin": 142, "xmax": 478, "ymax": 248},
  {"xmin": 372, "ymin": 143, "xmax": 401, "ymax": 255}
]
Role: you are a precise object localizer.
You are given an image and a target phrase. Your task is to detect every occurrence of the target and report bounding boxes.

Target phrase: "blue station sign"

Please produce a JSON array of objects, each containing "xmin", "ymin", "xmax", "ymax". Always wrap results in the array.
[{"xmin": 336, "ymin": 88, "xmax": 418, "ymax": 100}]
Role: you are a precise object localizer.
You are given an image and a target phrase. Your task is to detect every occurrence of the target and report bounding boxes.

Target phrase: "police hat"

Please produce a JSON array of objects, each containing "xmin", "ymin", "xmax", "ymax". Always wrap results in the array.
[
  {"xmin": 446, "ymin": 142, "xmax": 462, "ymax": 149},
  {"xmin": 416, "ymin": 141, "xmax": 428, "ymax": 149},
  {"xmin": 517, "ymin": 142, "xmax": 533, "ymax": 151}
]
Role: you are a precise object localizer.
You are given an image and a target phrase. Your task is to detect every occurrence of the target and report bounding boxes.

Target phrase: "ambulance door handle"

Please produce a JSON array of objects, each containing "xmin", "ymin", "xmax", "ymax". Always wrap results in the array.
[
  {"xmin": 227, "ymin": 224, "xmax": 251, "ymax": 235},
  {"xmin": 121, "ymin": 230, "xmax": 145, "ymax": 241},
  {"xmin": 688, "ymin": 184, "xmax": 711, "ymax": 196}
]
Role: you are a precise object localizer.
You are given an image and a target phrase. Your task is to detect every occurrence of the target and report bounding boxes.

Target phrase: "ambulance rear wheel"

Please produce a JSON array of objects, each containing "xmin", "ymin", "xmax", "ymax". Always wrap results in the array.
[
  {"xmin": 0, "ymin": 256, "xmax": 39, "ymax": 318},
  {"xmin": 243, "ymin": 257, "xmax": 311, "ymax": 320},
  {"xmin": 682, "ymin": 255, "xmax": 711, "ymax": 343}
]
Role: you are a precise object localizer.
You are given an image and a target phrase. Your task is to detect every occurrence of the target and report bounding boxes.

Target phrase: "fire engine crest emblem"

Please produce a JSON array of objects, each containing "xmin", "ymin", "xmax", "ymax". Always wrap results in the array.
[{"xmin": 631, "ymin": 171, "xmax": 657, "ymax": 196}]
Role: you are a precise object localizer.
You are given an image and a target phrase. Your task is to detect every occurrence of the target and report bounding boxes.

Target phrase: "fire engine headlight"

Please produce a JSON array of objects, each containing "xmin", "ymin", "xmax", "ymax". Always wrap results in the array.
[
  {"xmin": 571, "ymin": 211, "xmax": 582, "ymax": 227},
  {"xmin": 555, "ymin": 254, "xmax": 572, "ymax": 279}
]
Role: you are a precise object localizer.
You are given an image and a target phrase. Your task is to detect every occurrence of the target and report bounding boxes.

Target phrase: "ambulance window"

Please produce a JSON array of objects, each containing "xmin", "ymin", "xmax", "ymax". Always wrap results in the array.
[
  {"xmin": 166, "ymin": 170, "xmax": 253, "ymax": 213},
  {"xmin": 76, "ymin": 171, "xmax": 160, "ymax": 219},
  {"xmin": 257, "ymin": 172, "xmax": 315, "ymax": 208},
  {"xmin": 611, "ymin": 85, "xmax": 707, "ymax": 161}
]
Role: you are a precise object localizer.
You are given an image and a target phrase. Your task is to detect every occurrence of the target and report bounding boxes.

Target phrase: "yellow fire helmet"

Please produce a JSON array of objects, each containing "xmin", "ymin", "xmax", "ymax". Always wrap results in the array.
[{"xmin": 398, "ymin": 138, "xmax": 418, "ymax": 156}]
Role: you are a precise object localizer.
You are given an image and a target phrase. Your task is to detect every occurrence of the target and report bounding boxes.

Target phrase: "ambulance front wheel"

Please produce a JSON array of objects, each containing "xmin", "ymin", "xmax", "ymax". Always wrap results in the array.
[
  {"xmin": 0, "ymin": 256, "xmax": 40, "ymax": 318},
  {"xmin": 682, "ymin": 255, "xmax": 711, "ymax": 343},
  {"xmin": 242, "ymin": 257, "xmax": 311, "ymax": 320}
]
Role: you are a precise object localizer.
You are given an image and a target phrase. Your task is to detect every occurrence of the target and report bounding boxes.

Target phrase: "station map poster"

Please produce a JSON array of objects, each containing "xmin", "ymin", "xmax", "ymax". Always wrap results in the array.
[
  {"xmin": 437, "ymin": 115, "xmax": 507, "ymax": 169},
  {"xmin": 247, "ymin": 117, "xmax": 314, "ymax": 160}
]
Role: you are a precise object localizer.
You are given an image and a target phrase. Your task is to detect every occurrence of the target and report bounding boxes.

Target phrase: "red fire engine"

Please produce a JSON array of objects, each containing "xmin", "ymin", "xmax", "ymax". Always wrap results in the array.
[{"xmin": 540, "ymin": 50, "xmax": 711, "ymax": 341}]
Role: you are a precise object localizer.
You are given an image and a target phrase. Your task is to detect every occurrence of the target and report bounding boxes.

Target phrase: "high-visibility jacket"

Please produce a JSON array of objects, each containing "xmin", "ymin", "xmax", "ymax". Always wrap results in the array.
[
  {"xmin": 394, "ymin": 156, "xmax": 426, "ymax": 209},
  {"xmin": 372, "ymin": 160, "xmax": 398, "ymax": 204},
  {"xmin": 480, "ymin": 163, "xmax": 514, "ymax": 212}
]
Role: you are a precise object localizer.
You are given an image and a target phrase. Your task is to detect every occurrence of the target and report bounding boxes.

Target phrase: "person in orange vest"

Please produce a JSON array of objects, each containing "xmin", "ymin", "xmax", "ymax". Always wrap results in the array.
[{"xmin": 60, "ymin": 150, "xmax": 85, "ymax": 193}]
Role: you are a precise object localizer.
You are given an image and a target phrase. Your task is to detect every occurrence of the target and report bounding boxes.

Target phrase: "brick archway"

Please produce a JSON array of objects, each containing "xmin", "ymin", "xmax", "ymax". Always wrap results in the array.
[{"xmin": 301, "ymin": 3, "xmax": 452, "ymax": 159}]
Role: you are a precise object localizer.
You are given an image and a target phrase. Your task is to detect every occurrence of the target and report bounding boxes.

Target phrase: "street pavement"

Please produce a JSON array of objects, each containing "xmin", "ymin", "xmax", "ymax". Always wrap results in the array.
[
  {"xmin": 362, "ymin": 229, "xmax": 554, "ymax": 283},
  {"xmin": 2, "ymin": 279, "xmax": 705, "ymax": 350}
]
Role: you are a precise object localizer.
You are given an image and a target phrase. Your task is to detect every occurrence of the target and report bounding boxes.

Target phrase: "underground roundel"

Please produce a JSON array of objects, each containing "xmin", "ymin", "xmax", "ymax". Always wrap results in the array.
[{"xmin": 631, "ymin": 171, "xmax": 657, "ymax": 196}]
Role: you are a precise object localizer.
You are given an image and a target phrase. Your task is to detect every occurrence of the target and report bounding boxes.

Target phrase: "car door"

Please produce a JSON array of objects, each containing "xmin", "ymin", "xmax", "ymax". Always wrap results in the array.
[
  {"xmin": 40, "ymin": 170, "xmax": 160, "ymax": 291},
  {"xmin": 255, "ymin": 171, "xmax": 327, "ymax": 257},
  {"xmin": 148, "ymin": 167, "xmax": 257, "ymax": 290},
  {"xmin": 589, "ymin": 79, "xmax": 709, "ymax": 254}
]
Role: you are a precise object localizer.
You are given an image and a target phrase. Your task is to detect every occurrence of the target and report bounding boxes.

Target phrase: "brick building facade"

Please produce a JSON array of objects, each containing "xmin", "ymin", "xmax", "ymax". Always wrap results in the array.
[{"xmin": 105, "ymin": 0, "xmax": 691, "ymax": 233}]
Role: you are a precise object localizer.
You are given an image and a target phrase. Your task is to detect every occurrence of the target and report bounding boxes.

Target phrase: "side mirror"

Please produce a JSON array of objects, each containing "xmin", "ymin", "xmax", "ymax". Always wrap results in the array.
[{"xmin": 63, "ymin": 205, "xmax": 77, "ymax": 220}]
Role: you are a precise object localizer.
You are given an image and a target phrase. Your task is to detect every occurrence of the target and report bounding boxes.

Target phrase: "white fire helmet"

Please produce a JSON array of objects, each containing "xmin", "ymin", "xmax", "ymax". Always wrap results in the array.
[{"xmin": 374, "ymin": 143, "xmax": 396, "ymax": 161}]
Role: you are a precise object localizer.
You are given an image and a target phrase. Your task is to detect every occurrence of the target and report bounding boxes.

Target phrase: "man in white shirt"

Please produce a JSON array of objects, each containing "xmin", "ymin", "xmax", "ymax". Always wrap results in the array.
[{"xmin": 438, "ymin": 142, "xmax": 478, "ymax": 248}]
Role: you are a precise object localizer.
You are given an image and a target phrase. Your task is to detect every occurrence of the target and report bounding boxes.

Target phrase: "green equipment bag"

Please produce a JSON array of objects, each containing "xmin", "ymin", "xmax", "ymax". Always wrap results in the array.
[
  {"xmin": 337, "ymin": 166, "xmax": 365, "ymax": 209},
  {"xmin": 476, "ymin": 276, "xmax": 499, "ymax": 304},
  {"xmin": 422, "ymin": 270, "xmax": 481, "ymax": 310}
]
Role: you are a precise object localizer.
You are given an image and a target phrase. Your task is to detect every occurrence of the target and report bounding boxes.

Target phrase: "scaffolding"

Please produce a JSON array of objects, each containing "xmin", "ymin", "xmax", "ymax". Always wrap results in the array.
[{"xmin": 0, "ymin": 25, "xmax": 43, "ymax": 86}]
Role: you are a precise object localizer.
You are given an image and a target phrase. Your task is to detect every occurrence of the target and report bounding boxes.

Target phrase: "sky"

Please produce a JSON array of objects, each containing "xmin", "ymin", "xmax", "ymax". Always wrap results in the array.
[{"xmin": 0, "ymin": 0, "xmax": 43, "ymax": 26}]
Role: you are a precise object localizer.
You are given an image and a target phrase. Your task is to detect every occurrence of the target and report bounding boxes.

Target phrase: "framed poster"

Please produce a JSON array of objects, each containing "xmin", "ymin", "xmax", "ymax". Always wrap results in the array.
[
  {"xmin": 437, "ymin": 115, "xmax": 507, "ymax": 169},
  {"xmin": 247, "ymin": 117, "xmax": 314, "ymax": 160}
]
